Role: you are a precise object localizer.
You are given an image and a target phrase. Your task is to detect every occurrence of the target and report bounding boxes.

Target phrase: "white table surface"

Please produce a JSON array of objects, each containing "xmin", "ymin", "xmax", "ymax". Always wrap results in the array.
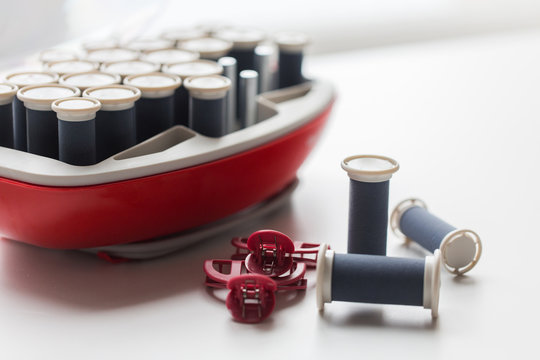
[{"xmin": 1, "ymin": 29, "xmax": 539, "ymax": 359}]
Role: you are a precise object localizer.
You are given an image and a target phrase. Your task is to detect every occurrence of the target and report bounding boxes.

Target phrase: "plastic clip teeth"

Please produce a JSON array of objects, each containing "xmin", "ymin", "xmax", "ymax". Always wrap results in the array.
[
  {"xmin": 245, "ymin": 230, "xmax": 295, "ymax": 277},
  {"xmin": 226, "ymin": 274, "xmax": 277, "ymax": 323},
  {"xmin": 231, "ymin": 235, "xmax": 327, "ymax": 268}
]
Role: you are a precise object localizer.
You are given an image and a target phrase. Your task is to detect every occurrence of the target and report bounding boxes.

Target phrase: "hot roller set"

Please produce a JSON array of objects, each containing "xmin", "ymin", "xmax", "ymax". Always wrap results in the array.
[{"xmin": 0, "ymin": 28, "xmax": 335, "ymax": 252}]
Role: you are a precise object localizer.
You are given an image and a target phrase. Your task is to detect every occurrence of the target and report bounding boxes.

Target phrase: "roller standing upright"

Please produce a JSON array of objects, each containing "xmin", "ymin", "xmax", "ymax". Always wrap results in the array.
[
  {"xmin": 124, "ymin": 72, "xmax": 181, "ymax": 142},
  {"xmin": 83, "ymin": 85, "xmax": 141, "ymax": 161},
  {"xmin": 275, "ymin": 32, "xmax": 309, "ymax": 88},
  {"xmin": 0, "ymin": 83, "xmax": 18, "ymax": 148},
  {"xmin": 53, "ymin": 97, "xmax": 101, "ymax": 166},
  {"xmin": 184, "ymin": 75, "xmax": 231, "ymax": 137},
  {"xmin": 341, "ymin": 155, "xmax": 399, "ymax": 255},
  {"xmin": 162, "ymin": 60, "xmax": 223, "ymax": 127},
  {"xmin": 5, "ymin": 71, "xmax": 59, "ymax": 151},
  {"xmin": 17, "ymin": 84, "xmax": 80, "ymax": 159}
]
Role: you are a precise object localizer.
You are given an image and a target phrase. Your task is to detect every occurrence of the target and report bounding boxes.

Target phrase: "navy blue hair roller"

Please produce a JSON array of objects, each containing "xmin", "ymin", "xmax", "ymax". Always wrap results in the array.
[
  {"xmin": 391, "ymin": 198, "xmax": 482, "ymax": 275},
  {"xmin": 341, "ymin": 155, "xmax": 400, "ymax": 255},
  {"xmin": 17, "ymin": 84, "xmax": 81, "ymax": 159},
  {"xmin": 0, "ymin": 83, "xmax": 18, "ymax": 148},
  {"xmin": 316, "ymin": 244, "xmax": 441, "ymax": 318},
  {"xmin": 124, "ymin": 72, "xmax": 182, "ymax": 143},
  {"xmin": 275, "ymin": 32, "xmax": 310, "ymax": 89},
  {"xmin": 184, "ymin": 75, "xmax": 231, "ymax": 137},
  {"xmin": 53, "ymin": 97, "xmax": 101, "ymax": 166}
]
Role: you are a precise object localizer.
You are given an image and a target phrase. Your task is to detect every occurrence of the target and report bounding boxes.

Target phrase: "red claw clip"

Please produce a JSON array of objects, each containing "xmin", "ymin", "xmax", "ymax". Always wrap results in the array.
[
  {"xmin": 245, "ymin": 230, "xmax": 295, "ymax": 277},
  {"xmin": 232, "ymin": 235, "xmax": 326, "ymax": 268},
  {"xmin": 226, "ymin": 274, "xmax": 277, "ymax": 323}
]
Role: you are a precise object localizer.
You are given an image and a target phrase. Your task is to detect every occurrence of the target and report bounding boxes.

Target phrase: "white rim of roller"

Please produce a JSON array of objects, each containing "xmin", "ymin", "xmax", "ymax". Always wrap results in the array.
[
  {"xmin": 390, "ymin": 198, "xmax": 428, "ymax": 245},
  {"xmin": 274, "ymin": 31, "xmax": 310, "ymax": 52},
  {"xmin": 162, "ymin": 60, "xmax": 223, "ymax": 79},
  {"xmin": 52, "ymin": 97, "xmax": 101, "ymax": 121},
  {"xmin": 59, "ymin": 71, "xmax": 121, "ymax": 91},
  {"xmin": 141, "ymin": 48, "xmax": 200, "ymax": 65},
  {"xmin": 161, "ymin": 27, "xmax": 207, "ymax": 43},
  {"xmin": 101, "ymin": 60, "xmax": 161, "ymax": 78},
  {"xmin": 316, "ymin": 243, "xmax": 334, "ymax": 311},
  {"xmin": 440, "ymin": 229, "xmax": 482, "ymax": 275},
  {"xmin": 81, "ymin": 38, "xmax": 119, "ymax": 52},
  {"xmin": 123, "ymin": 38, "xmax": 175, "ymax": 53},
  {"xmin": 341, "ymin": 154, "xmax": 399, "ymax": 183},
  {"xmin": 423, "ymin": 249, "xmax": 441, "ymax": 319},
  {"xmin": 0, "ymin": 83, "xmax": 18, "ymax": 105},
  {"xmin": 124, "ymin": 72, "xmax": 182, "ymax": 98},
  {"xmin": 45, "ymin": 59, "xmax": 99, "ymax": 76},
  {"xmin": 85, "ymin": 48, "xmax": 140, "ymax": 63},
  {"xmin": 215, "ymin": 27, "xmax": 266, "ymax": 49},
  {"xmin": 184, "ymin": 75, "xmax": 231, "ymax": 100},
  {"xmin": 5, "ymin": 71, "xmax": 59, "ymax": 87},
  {"xmin": 83, "ymin": 84, "xmax": 141, "ymax": 111},
  {"xmin": 179, "ymin": 37, "xmax": 233, "ymax": 59},
  {"xmin": 39, "ymin": 49, "xmax": 79, "ymax": 64},
  {"xmin": 17, "ymin": 84, "xmax": 81, "ymax": 111}
]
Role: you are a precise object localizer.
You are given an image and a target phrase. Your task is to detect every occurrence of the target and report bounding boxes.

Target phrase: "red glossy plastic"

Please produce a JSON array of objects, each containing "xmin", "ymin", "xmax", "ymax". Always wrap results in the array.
[
  {"xmin": 0, "ymin": 103, "xmax": 333, "ymax": 249},
  {"xmin": 226, "ymin": 274, "xmax": 277, "ymax": 323},
  {"xmin": 245, "ymin": 230, "xmax": 295, "ymax": 277},
  {"xmin": 232, "ymin": 236, "xmax": 325, "ymax": 267},
  {"xmin": 203, "ymin": 259, "xmax": 307, "ymax": 290}
]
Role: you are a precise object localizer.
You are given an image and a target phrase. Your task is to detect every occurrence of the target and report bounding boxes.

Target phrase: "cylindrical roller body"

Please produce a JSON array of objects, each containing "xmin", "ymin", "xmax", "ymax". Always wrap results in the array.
[
  {"xmin": 0, "ymin": 103, "xmax": 14, "ymax": 148},
  {"xmin": 174, "ymin": 87, "xmax": 189, "ymax": 127},
  {"xmin": 58, "ymin": 118, "xmax": 96, "ymax": 166},
  {"xmin": 239, "ymin": 70, "xmax": 258, "ymax": 128},
  {"xmin": 189, "ymin": 97, "xmax": 226, "ymax": 137},
  {"xmin": 255, "ymin": 46, "xmax": 273, "ymax": 93},
  {"xmin": 12, "ymin": 98, "xmax": 26, "ymax": 150},
  {"xmin": 332, "ymin": 253, "xmax": 425, "ymax": 306},
  {"xmin": 218, "ymin": 57, "xmax": 237, "ymax": 132},
  {"xmin": 135, "ymin": 96, "xmax": 175, "ymax": 142},
  {"xmin": 95, "ymin": 108, "xmax": 136, "ymax": 161},
  {"xmin": 278, "ymin": 51, "xmax": 304, "ymax": 88},
  {"xmin": 348, "ymin": 179, "xmax": 390, "ymax": 255},
  {"xmin": 26, "ymin": 109, "xmax": 59, "ymax": 159},
  {"xmin": 400, "ymin": 206, "xmax": 456, "ymax": 253}
]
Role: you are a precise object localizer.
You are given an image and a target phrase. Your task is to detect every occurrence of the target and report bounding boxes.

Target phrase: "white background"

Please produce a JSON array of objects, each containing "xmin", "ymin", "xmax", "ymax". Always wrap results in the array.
[{"xmin": 1, "ymin": 2, "xmax": 540, "ymax": 359}]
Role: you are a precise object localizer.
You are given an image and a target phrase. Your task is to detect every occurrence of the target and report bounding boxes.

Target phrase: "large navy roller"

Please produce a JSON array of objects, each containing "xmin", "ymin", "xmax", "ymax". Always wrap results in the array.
[
  {"xmin": 184, "ymin": 75, "xmax": 231, "ymax": 137},
  {"xmin": 17, "ymin": 84, "xmax": 80, "ymax": 159},
  {"xmin": 275, "ymin": 32, "xmax": 309, "ymax": 89},
  {"xmin": 0, "ymin": 83, "xmax": 18, "ymax": 148},
  {"xmin": 162, "ymin": 60, "xmax": 223, "ymax": 127},
  {"xmin": 391, "ymin": 198, "xmax": 482, "ymax": 275},
  {"xmin": 52, "ymin": 97, "xmax": 101, "ymax": 166},
  {"xmin": 341, "ymin": 155, "xmax": 400, "ymax": 255},
  {"xmin": 83, "ymin": 85, "xmax": 141, "ymax": 162},
  {"xmin": 179, "ymin": 37, "xmax": 232, "ymax": 61},
  {"xmin": 316, "ymin": 244, "xmax": 441, "ymax": 318},
  {"xmin": 5, "ymin": 71, "xmax": 59, "ymax": 151},
  {"xmin": 124, "ymin": 72, "xmax": 182, "ymax": 143}
]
